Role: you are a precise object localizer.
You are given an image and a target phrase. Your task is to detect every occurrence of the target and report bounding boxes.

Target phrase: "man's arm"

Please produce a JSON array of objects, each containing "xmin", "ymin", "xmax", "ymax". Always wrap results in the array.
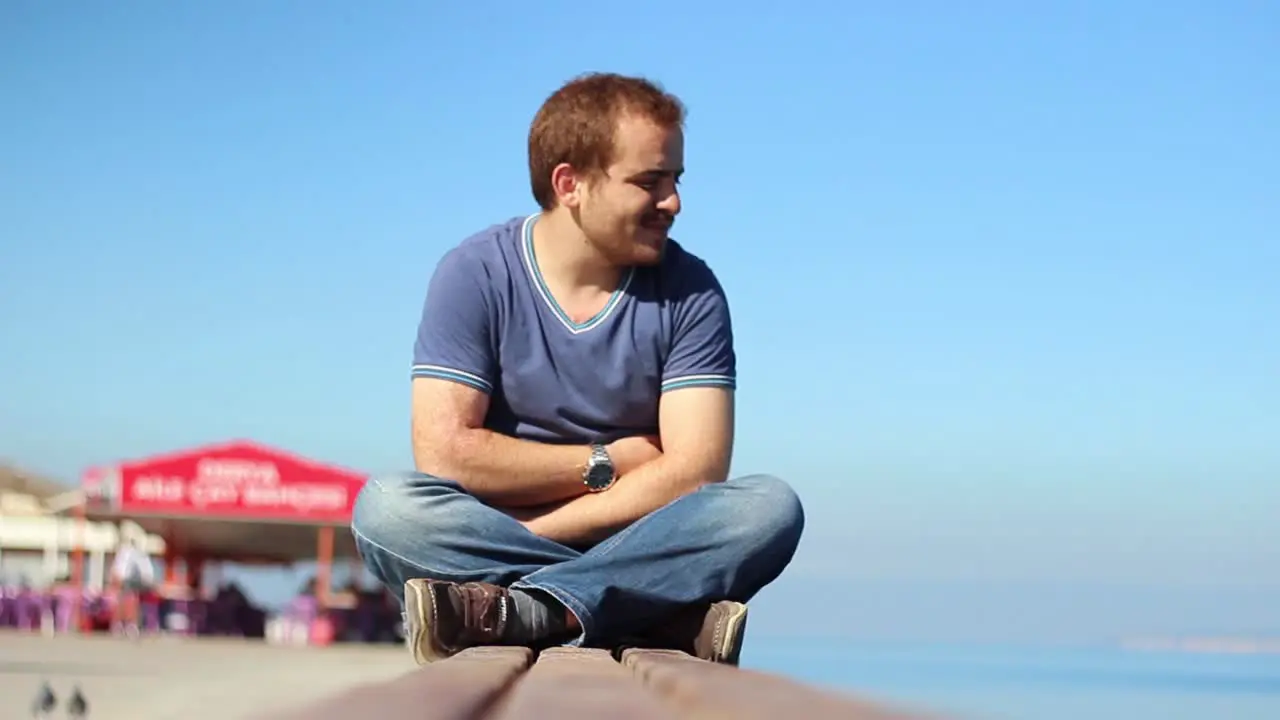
[
  {"xmin": 516, "ymin": 254, "xmax": 737, "ymax": 544},
  {"xmin": 412, "ymin": 379, "xmax": 659, "ymax": 507},
  {"xmin": 410, "ymin": 247, "xmax": 658, "ymax": 506},
  {"xmin": 517, "ymin": 385, "xmax": 733, "ymax": 545}
]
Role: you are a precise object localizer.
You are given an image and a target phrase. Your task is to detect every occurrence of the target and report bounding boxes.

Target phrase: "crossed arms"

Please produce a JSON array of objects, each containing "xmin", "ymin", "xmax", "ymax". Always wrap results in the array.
[
  {"xmin": 410, "ymin": 246, "xmax": 737, "ymax": 545},
  {"xmin": 412, "ymin": 378, "xmax": 734, "ymax": 545}
]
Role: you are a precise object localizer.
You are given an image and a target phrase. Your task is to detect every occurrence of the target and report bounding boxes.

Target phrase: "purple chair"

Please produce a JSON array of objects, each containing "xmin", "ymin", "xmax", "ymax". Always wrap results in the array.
[
  {"xmin": 289, "ymin": 595, "xmax": 319, "ymax": 624},
  {"xmin": 14, "ymin": 588, "xmax": 41, "ymax": 631},
  {"xmin": 49, "ymin": 587, "xmax": 80, "ymax": 633},
  {"xmin": 285, "ymin": 595, "xmax": 320, "ymax": 644},
  {"xmin": 0, "ymin": 587, "xmax": 14, "ymax": 627},
  {"xmin": 142, "ymin": 600, "xmax": 162, "ymax": 633},
  {"xmin": 349, "ymin": 603, "xmax": 376, "ymax": 642}
]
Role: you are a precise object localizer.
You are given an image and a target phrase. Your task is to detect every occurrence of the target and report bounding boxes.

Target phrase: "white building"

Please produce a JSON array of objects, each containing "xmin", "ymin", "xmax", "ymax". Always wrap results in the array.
[{"xmin": 0, "ymin": 463, "xmax": 163, "ymax": 590}]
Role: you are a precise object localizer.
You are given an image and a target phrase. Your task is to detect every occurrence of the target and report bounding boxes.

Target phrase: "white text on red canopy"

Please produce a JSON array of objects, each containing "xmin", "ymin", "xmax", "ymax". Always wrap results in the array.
[{"xmin": 130, "ymin": 458, "xmax": 348, "ymax": 514}]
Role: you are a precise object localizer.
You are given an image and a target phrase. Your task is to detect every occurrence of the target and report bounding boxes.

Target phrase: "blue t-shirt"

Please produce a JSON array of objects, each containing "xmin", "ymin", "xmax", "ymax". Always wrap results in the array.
[{"xmin": 412, "ymin": 214, "xmax": 736, "ymax": 445}]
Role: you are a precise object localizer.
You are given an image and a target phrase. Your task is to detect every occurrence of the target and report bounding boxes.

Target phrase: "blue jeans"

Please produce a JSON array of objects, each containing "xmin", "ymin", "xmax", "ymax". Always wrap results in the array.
[{"xmin": 350, "ymin": 472, "xmax": 805, "ymax": 647}]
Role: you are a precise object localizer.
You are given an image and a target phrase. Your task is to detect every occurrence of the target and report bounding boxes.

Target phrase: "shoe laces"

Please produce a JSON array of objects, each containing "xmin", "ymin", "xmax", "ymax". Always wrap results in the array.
[{"xmin": 457, "ymin": 583, "xmax": 509, "ymax": 640}]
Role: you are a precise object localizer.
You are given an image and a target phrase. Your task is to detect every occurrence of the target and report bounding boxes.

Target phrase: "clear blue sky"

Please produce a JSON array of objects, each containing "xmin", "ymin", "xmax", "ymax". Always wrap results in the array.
[{"xmin": 2, "ymin": 1, "xmax": 1277, "ymax": 642}]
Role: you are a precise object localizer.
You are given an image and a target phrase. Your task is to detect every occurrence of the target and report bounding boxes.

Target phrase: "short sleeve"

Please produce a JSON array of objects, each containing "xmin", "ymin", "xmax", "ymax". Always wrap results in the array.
[
  {"xmin": 661, "ymin": 259, "xmax": 737, "ymax": 393},
  {"xmin": 410, "ymin": 248, "xmax": 497, "ymax": 394}
]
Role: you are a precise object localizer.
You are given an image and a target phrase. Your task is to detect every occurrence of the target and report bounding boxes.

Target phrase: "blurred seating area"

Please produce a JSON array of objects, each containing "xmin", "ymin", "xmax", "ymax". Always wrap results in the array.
[
  {"xmin": 2, "ymin": 460, "xmax": 403, "ymax": 647},
  {"xmin": 0, "ymin": 574, "xmax": 405, "ymax": 646},
  {"xmin": 265, "ymin": 578, "xmax": 406, "ymax": 646}
]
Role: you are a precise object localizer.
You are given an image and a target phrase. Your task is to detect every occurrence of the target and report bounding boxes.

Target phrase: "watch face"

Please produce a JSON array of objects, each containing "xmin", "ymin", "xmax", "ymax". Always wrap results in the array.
[{"xmin": 586, "ymin": 460, "xmax": 614, "ymax": 490}]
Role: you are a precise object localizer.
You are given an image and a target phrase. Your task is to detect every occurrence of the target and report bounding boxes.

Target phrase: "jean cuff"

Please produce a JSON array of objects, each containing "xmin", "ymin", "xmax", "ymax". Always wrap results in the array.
[{"xmin": 509, "ymin": 579, "xmax": 590, "ymax": 647}]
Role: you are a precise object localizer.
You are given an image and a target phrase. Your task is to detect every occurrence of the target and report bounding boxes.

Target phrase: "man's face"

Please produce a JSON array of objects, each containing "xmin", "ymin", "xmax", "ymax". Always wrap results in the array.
[{"xmin": 575, "ymin": 114, "xmax": 684, "ymax": 267}]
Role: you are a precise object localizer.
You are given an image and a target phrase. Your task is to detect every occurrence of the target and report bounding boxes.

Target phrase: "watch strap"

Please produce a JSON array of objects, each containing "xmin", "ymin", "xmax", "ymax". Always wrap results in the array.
[{"xmin": 584, "ymin": 443, "xmax": 616, "ymax": 491}]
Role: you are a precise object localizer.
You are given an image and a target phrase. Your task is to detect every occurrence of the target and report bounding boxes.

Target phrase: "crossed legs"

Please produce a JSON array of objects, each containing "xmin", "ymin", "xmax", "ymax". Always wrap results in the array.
[{"xmin": 351, "ymin": 472, "xmax": 804, "ymax": 656}]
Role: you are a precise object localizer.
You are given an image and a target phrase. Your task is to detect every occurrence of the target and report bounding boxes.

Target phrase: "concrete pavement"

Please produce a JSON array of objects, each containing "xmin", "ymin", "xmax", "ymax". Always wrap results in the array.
[{"xmin": 0, "ymin": 631, "xmax": 412, "ymax": 720}]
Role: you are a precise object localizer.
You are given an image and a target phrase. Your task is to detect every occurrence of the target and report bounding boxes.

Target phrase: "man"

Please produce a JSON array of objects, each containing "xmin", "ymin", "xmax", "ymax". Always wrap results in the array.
[
  {"xmin": 109, "ymin": 534, "xmax": 154, "ymax": 637},
  {"xmin": 352, "ymin": 72, "xmax": 804, "ymax": 667}
]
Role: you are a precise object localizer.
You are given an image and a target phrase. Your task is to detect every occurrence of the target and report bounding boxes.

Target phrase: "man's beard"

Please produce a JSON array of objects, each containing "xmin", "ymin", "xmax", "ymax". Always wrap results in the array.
[
  {"xmin": 598, "ymin": 226, "xmax": 667, "ymax": 267},
  {"xmin": 577, "ymin": 203, "xmax": 673, "ymax": 267},
  {"xmin": 639, "ymin": 209, "xmax": 674, "ymax": 236}
]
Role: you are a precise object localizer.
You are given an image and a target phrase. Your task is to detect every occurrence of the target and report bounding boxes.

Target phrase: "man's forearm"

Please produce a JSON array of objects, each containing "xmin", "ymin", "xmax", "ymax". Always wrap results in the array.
[
  {"xmin": 519, "ymin": 454, "xmax": 725, "ymax": 545},
  {"xmin": 414, "ymin": 426, "xmax": 590, "ymax": 507}
]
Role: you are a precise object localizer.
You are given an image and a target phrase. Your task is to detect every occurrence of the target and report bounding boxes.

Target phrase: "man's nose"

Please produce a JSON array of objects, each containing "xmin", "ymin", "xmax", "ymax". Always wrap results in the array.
[{"xmin": 657, "ymin": 188, "xmax": 681, "ymax": 216}]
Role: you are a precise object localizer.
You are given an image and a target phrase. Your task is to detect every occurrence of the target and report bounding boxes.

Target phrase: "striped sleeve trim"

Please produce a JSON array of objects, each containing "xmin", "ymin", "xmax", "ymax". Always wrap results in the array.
[
  {"xmin": 411, "ymin": 364, "xmax": 493, "ymax": 393},
  {"xmin": 661, "ymin": 374, "xmax": 737, "ymax": 392}
]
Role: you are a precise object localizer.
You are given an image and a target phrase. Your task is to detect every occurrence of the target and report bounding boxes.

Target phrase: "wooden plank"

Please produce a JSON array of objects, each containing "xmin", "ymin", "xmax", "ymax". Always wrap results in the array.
[
  {"xmin": 258, "ymin": 646, "xmax": 533, "ymax": 720},
  {"xmin": 623, "ymin": 649, "xmax": 935, "ymax": 719},
  {"xmin": 488, "ymin": 647, "xmax": 682, "ymax": 719}
]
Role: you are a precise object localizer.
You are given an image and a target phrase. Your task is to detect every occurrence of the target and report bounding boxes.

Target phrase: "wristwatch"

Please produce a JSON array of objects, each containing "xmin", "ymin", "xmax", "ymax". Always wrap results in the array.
[{"xmin": 583, "ymin": 443, "xmax": 616, "ymax": 492}]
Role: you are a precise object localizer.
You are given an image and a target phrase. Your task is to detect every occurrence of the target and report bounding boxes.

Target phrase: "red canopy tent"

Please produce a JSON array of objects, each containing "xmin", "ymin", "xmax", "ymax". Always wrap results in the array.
[{"xmin": 70, "ymin": 439, "xmax": 368, "ymax": 609}]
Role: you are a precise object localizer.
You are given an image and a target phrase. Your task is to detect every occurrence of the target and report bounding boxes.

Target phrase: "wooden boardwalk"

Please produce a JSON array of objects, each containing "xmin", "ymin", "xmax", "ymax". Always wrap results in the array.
[{"xmin": 267, "ymin": 646, "xmax": 932, "ymax": 719}]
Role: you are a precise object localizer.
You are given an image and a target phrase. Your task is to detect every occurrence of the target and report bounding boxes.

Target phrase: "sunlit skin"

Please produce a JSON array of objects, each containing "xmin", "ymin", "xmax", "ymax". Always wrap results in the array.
[{"xmin": 531, "ymin": 114, "xmax": 684, "ymax": 323}]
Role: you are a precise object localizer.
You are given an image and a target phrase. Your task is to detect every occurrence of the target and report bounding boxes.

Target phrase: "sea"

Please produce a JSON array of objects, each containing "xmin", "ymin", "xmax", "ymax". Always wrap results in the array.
[
  {"xmin": 234, "ymin": 568, "xmax": 1280, "ymax": 718},
  {"xmin": 741, "ymin": 639, "xmax": 1280, "ymax": 719}
]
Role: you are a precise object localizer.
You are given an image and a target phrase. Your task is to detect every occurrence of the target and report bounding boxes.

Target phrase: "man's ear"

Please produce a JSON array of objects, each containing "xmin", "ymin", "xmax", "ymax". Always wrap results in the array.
[{"xmin": 550, "ymin": 163, "xmax": 583, "ymax": 208}]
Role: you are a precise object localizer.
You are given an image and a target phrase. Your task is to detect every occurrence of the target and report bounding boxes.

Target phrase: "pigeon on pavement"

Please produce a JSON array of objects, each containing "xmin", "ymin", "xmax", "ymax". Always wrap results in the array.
[
  {"xmin": 67, "ymin": 685, "xmax": 88, "ymax": 718},
  {"xmin": 30, "ymin": 681, "xmax": 57, "ymax": 718}
]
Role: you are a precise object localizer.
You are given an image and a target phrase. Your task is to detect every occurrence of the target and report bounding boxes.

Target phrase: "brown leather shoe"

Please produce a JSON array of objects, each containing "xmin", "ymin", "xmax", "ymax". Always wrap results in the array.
[
  {"xmin": 694, "ymin": 601, "xmax": 749, "ymax": 665},
  {"xmin": 619, "ymin": 601, "xmax": 750, "ymax": 666},
  {"xmin": 403, "ymin": 579, "xmax": 512, "ymax": 665}
]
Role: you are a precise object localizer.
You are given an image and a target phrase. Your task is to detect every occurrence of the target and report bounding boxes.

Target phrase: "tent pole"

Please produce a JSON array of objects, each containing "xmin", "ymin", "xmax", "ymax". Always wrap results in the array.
[
  {"xmin": 162, "ymin": 521, "xmax": 178, "ymax": 586},
  {"xmin": 316, "ymin": 525, "xmax": 334, "ymax": 606},
  {"xmin": 70, "ymin": 501, "xmax": 86, "ymax": 634}
]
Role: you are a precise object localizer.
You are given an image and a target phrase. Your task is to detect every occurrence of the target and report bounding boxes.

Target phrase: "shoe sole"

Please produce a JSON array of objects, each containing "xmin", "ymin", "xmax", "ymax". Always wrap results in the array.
[
  {"xmin": 717, "ymin": 602, "xmax": 749, "ymax": 665},
  {"xmin": 404, "ymin": 580, "xmax": 447, "ymax": 665}
]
